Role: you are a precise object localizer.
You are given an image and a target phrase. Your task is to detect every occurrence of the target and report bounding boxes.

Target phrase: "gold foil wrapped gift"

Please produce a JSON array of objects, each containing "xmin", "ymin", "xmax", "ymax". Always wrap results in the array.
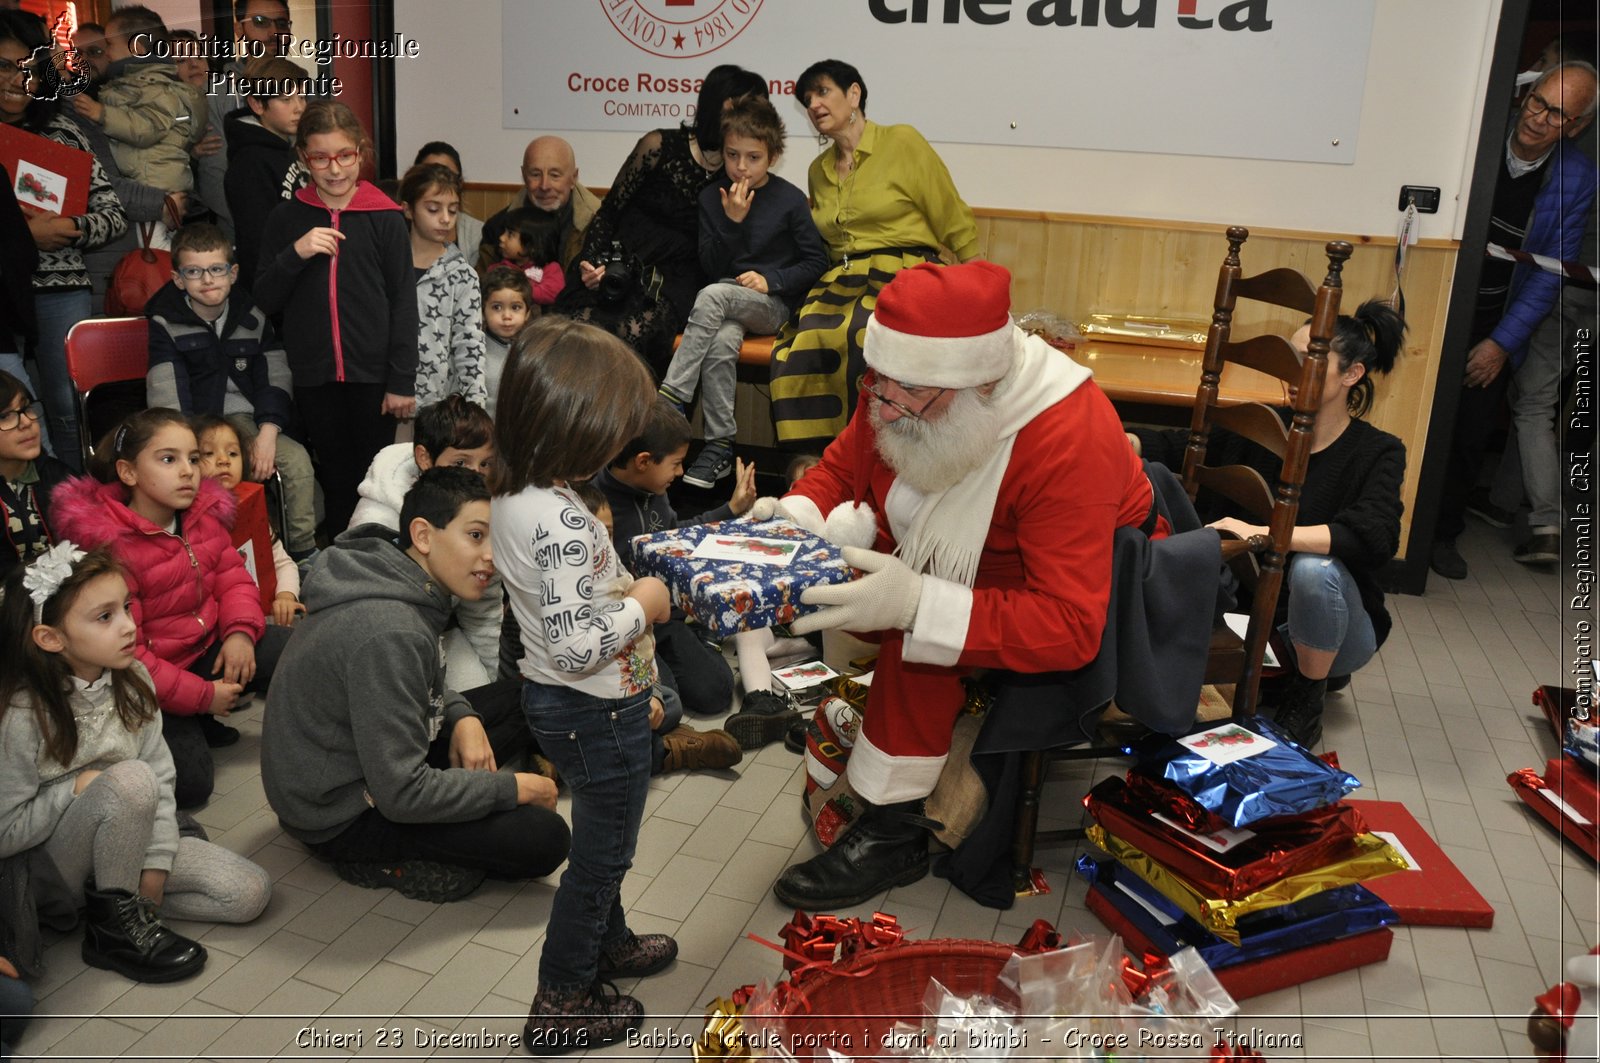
[
  {"xmin": 695, "ymin": 989, "xmax": 761, "ymax": 1061},
  {"xmin": 1078, "ymin": 314, "xmax": 1209, "ymax": 349},
  {"xmin": 1088, "ymin": 825, "xmax": 1410, "ymax": 945}
]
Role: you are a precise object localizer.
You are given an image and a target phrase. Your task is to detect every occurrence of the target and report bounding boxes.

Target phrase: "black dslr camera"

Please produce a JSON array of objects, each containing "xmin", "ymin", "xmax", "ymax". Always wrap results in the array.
[{"xmin": 597, "ymin": 241, "xmax": 633, "ymax": 304}]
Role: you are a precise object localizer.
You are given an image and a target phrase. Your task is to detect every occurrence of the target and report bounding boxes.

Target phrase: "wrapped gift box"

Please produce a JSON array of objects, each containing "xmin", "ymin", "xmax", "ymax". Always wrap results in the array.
[
  {"xmin": 1546, "ymin": 756, "xmax": 1600, "ymax": 825},
  {"xmin": 1133, "ymin": 715, "xmax": 1361, "ymax": 828},
  {"xmin": 1078, "ymin": 313, "xmax": 1209, "ymax": 349},
  {"xmin": 1076, "ymin": 854, "xmax": 1396, "ymax": 970},
  {"xmin": 628, "ymin": 518, "xmax": 854, "ymax": 638},
  {"xmin": 1087, "ymin": 825, "xmax": 1407, "ymax": 944},
  {"xmin": 1345, "ymin": 799, "xmax": 1494, "ymax": 927},
  {"xmin": 1567, "ymin": 718, "xmax": 1600, "ymax": 773},
  {"xmin": 1085, "ymin": 883, "xmax": 1394, "ymax": 1002},
  {"xmin": 1532, "ymin": 685, "xmax": 1600, "ymax": 771},
  {"xmin": 1084, "ymin": 775, "xmax": 1366, "ymax": 900},
  {"xmin": 1509, "ymin": 768, "xmax": 1600, "ymax": 862}
]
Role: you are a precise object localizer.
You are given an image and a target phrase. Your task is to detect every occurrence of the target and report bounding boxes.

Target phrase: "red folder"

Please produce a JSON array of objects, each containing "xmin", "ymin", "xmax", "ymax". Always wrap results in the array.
[
  {"xmin": 0, "ymin": 122, "xmax": 91, "ymax": 217},
  {"xmin": 228, "ymin": 481, "xmax": 276, "ymax": 612}
]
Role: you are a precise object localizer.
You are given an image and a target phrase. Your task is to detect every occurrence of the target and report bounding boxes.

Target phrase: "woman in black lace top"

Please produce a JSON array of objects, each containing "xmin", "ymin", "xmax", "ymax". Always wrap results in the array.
[
  {"xmin": 1133, "ymin": 300, "xmax": 1408, "ymax": 748},
  {"xmin": 556, "ymin": 65, "xmax": 767, "ymax": 374}
]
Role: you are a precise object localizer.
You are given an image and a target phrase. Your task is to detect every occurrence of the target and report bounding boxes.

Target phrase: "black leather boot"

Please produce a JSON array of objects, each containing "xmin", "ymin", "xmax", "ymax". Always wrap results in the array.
[
  {"xmin": 773, "ymin": 799, "xmax": 940, "ymax": 910},
  {"xmin": 81, "ymin": 885, "xmax": 207, "ymax": 983},
  {"xmin": 1274, "ymin": 673, "xmax": 1327, "ymax": 748}
]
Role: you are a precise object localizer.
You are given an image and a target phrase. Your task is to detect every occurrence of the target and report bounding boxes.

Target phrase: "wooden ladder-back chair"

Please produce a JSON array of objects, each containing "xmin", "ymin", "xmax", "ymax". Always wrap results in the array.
[
  {"xmin": 1186, "ymin": 225, "xmax": 1352, "ymax": 717},
  {"xmin": 64, "ymin": 316, "xmax": 150, "ymax": 468},
  {"xmin": 1003, "ymin": 227, "xmax": 1350, "ymax": 889}
]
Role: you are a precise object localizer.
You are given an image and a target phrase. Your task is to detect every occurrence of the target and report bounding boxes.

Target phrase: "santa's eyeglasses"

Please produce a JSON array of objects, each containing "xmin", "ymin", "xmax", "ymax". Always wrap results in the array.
[{"xmin": 862, "ymin": 370, "xmax": 946, "ymax": 421}]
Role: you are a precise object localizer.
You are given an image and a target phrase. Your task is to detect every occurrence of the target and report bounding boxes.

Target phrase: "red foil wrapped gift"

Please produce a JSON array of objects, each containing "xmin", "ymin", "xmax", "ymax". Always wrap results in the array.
[
  {"xmin": 1085, "ymin": 776, "xmax": 1367, "ymax": 900},
  {"xmin": 1546, "ymin": 756, "xmax": 1600, "ymax": 826},
  {"xmin": 1510, "ymin": 767, "xmax": 1600, "ymax": 862}
]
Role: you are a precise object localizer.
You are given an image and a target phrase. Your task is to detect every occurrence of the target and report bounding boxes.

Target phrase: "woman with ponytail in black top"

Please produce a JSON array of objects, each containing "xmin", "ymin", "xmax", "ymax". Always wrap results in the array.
[{"xmin": 1132, "ymin": 300, "xmax": 1408, "ymax": 747}]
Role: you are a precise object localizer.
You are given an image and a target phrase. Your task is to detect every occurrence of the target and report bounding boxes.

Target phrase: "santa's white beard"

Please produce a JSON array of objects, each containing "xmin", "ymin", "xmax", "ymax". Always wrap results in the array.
[{"xmin": 871, "ymin": 388, "xmax": 1006, "ymax": 494}]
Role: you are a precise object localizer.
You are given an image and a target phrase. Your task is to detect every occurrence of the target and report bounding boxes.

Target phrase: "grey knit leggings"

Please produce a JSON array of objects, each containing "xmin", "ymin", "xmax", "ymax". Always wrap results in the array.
[{"xmin": 43, "ymin": 760, "xmax": 270, "ymax": 923}]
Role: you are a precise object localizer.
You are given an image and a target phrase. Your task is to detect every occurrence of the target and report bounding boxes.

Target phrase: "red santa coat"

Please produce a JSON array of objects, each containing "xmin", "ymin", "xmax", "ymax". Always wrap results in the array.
[{"xmin": 785, "ymin": 373, "xmax": 1154, "ymax": 803}]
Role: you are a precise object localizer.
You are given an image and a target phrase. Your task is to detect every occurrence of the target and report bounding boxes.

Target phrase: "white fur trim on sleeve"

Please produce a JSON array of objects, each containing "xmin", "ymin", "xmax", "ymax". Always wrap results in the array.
[
  {"xmin": 901, "ymin": 576, "xmax": 972, "ymax": 667},
  {"xmin": 781, "ymin": 493, "xmax": 825, "ymax": 536},
  {"xmin": 846, "ymin": 731, "xmax": 948, "ymax": 804},
  {"xmin": 824, "ymin": 501, "xmax": 878, "ymax": 549}
]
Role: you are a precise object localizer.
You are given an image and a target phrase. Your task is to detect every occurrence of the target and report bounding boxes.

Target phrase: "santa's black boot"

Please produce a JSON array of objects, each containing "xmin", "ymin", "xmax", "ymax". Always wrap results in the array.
[{"xmin": 772, "ymin": 799, "xmax": 940, "ymax": 910}]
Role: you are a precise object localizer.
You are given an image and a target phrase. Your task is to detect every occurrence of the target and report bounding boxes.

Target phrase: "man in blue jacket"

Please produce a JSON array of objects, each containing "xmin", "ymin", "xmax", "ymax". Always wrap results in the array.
[{"xmin": 1432, "ymin": 61, "xmax": 1597, "ymax": 580}]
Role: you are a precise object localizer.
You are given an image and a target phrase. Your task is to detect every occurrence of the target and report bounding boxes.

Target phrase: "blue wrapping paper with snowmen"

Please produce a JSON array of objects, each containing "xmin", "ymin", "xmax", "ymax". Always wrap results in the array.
[{"xmin": 628, "ymin": 518, "xmax": 855, "ymax": 638}]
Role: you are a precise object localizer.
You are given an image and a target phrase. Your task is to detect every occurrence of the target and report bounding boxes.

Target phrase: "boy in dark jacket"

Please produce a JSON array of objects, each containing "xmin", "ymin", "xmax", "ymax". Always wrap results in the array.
[
  {"xmin": 657, "ymin": 96, "xmax": 826, "ymax": 488},
  {"xmin": 261, "ymin": 468, "xmax": 570, "ymax": 902},
  {"xmin": 145, "ymin": 223, "xmax": 317, "ymax": 557},
  {"xmin": 594, "ymin": 400, "xmax": 755, "ymax": 720},
  {"xmin": 223, "ymin": 57, "xmax": 308, "ymax": 291}
]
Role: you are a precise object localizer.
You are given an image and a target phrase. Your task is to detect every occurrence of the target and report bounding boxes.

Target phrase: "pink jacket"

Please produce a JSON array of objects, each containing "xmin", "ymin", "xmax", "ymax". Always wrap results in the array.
[{"xmin": 51, "ymin": 477, "xmax": 265, "ymax": 716}]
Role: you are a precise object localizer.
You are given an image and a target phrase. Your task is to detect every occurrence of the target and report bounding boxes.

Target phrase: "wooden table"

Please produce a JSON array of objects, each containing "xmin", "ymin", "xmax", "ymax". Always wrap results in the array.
[
  {"xmin": 721, "ymin": 335, "xmax": 1288, "ymax": 409},
  {"xmin": 1067, "ymin": 339, "xmax": 1289, "ymax": 408}
]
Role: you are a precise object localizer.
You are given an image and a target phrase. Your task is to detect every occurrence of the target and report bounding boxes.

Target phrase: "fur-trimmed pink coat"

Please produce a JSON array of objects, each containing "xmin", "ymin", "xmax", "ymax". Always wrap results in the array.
[{"xmin": 51, "ymin": 477, "xmax": 265, "ymax": 716}]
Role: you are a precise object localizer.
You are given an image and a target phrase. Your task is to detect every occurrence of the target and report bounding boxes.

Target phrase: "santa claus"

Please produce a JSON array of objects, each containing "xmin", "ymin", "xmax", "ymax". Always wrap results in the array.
[{"xmin": 754, "ymin": 260, "xmax": 1161, "ymax": 909}]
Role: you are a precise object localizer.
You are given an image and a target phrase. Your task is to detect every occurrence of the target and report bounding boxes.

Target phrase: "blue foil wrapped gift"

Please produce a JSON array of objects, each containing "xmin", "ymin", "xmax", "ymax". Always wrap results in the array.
[
  {"xmin": 1564, "ymin": 717, "xmax": 1600, "ymax": 773},
  {"xmin": 1076, "ymin": 854, "xmax": 1397, "ymax": 969},
  {"xmin": 1133, "ymin": 715, "xmax": 1360, "ymax": 827},
  {"xmin": 628, "ymin": 517, "xmax": 855, "ymax": 638}
]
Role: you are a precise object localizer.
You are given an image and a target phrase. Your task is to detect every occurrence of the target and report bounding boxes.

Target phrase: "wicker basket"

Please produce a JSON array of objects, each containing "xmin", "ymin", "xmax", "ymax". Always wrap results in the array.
[{"xmin": 766, "ymin": 939, "xmax": 1021, "ymax": 1061}]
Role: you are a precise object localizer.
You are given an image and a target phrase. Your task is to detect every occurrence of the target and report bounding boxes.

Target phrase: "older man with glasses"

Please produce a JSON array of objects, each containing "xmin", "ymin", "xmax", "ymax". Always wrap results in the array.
[
  {"xmin": 1433, "ymin": 60, "xmax": 1598, "ymax": 580},
  {"xmin": 481, "ymin": 136, "xmax": 602, "ymax": 278},
  {"xmin": 748, "ymin": 261, "xmax": 1169, "ymax": 908}
]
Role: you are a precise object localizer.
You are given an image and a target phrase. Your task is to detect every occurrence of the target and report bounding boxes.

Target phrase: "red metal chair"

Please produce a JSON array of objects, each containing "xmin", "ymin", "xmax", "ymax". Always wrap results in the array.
[
  {"xmin": 63, "ymin": 316, "xmax": 149, "ymax": 468},
  {"xmin": 63, "ymin": 316, "xmax": 289, "ymax": 539}
]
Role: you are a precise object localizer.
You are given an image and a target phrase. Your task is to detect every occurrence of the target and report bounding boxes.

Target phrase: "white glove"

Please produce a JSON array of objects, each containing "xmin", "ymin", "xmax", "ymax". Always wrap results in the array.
[
  {"xmin": 791, "ymin": 547, "xmax": 922, "ymax": 636},
  {"xmin": 748, "ymin": 496, "xmax": 797, "ymax": 523}
]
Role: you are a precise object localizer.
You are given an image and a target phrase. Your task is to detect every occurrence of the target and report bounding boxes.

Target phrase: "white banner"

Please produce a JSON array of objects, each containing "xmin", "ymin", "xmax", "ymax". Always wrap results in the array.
[{"xmin": 502, "ymin": 0, "xmax": 1375, "ymax": 164}]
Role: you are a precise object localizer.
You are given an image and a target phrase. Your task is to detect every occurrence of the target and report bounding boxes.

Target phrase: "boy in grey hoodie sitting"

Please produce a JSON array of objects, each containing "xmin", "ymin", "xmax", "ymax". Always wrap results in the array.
[{"xmin": 261, "ymin": 468, "xmax": 570, "ymax": 902}]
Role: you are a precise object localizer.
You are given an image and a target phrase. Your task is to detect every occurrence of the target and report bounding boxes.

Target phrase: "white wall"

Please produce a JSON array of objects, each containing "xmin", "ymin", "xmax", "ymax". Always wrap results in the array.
[{"xmin": 395, "ymin": 0, "xmax": 1500, "ymax": 241}]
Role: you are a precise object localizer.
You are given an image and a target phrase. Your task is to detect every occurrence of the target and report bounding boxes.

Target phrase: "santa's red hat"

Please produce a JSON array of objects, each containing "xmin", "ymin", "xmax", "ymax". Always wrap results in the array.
[{"xmin": 863, "ymin": 260, "xmax": 1021, "ymax": 389}]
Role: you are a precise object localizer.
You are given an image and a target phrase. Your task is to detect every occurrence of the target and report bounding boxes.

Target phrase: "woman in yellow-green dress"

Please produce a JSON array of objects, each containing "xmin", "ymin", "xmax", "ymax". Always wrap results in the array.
[{"xmin": 769, "ymin": 60, "xmax": 980, "ymax": 449}]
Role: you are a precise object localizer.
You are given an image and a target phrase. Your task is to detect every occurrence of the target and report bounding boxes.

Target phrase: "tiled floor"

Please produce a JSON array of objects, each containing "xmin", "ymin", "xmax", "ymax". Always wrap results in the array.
[{"xmin": 12, "ymin": 519, "xmax": 1596, "ymax": 1062}]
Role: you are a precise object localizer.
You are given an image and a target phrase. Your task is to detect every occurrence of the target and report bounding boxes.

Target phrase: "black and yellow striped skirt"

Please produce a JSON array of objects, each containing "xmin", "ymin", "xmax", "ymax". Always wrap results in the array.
[{"xmin": 768, "ymin": 248, "xmax": 939, "ymax": 448}]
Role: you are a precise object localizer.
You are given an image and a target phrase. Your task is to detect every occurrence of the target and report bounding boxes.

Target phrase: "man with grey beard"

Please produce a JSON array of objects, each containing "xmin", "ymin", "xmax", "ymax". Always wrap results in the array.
[{"xmin": 748, "ymin": 261, "xmax": 1160, "ymax": 908}]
